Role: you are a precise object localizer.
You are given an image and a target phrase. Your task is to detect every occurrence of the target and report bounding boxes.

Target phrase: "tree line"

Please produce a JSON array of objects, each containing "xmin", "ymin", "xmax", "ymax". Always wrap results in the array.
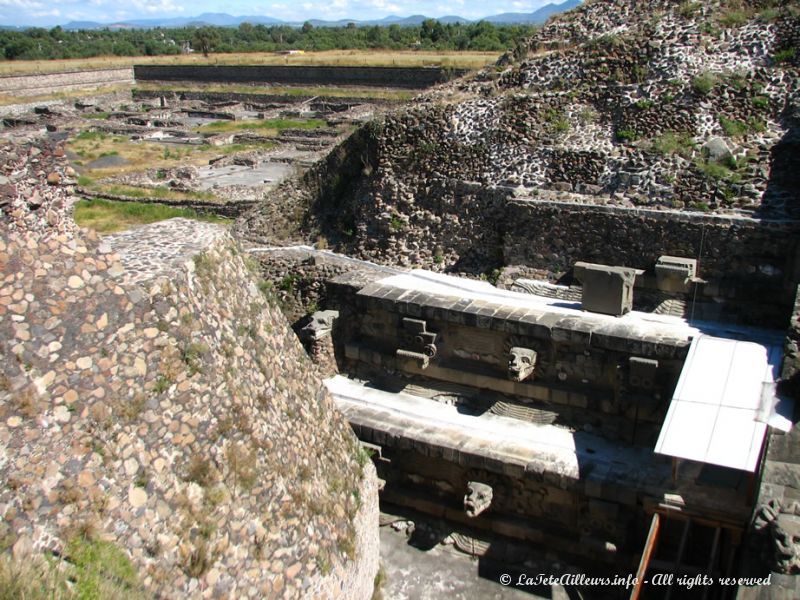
[{"xmin": 0, "ymin": 21, "xmax": 537, "ymax": 61}]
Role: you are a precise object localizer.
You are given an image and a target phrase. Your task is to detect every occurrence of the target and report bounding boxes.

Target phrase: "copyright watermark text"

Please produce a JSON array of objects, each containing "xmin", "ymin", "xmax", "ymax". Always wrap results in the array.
[{"xmin": 498, "ymin": 573, "xmax": 773, "ymax": 590}]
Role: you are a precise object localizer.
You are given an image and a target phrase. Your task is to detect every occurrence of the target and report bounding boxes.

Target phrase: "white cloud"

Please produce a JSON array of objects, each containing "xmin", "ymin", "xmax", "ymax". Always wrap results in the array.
[
  {"xmin": 0, "ymin": 0, "xmax": 45, "ymax": 8},
  {"xmin": 130, "ymin": 0, "xmax": 183, "ymax": 13},
  {"xmin": 31, "ymin": 7, "xmax": 60, "ymax": 15}
]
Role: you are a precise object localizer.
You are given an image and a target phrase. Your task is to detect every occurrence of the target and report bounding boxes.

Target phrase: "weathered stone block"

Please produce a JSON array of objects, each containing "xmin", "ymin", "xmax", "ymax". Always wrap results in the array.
[
  {"xmin": 629, "ymin": 357, "xmax": 659, "ymax": 390},
  {"xmin": 574, "ymin": 261, "xmax": 638, "ymax": 316}
]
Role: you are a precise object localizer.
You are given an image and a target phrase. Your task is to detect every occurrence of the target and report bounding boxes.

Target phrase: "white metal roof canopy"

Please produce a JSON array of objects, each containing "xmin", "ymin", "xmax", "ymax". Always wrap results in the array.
[{"xmin": 654, "ymin": 334, "xmax": 783, "ymax": 473}]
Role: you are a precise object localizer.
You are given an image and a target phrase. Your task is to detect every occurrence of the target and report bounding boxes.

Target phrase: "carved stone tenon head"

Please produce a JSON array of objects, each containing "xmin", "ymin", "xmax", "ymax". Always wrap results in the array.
[
  {"xmin": 464, "ymin": 481, "xmax": 493, "ymax": 518},
  {"xmin": 301, "ymin": 310, "xmax": 339, "ymax": 341},
  {"xmin": 508, "ymin": 346, "xmax": 537, "ymax": 382},
  {"xmin": 754, "ymin": 499, "xmax": 800, "ymax": 574},
  {"xmin": 773, "ymin": 512, "xmax": 800, "ymax": 574}
]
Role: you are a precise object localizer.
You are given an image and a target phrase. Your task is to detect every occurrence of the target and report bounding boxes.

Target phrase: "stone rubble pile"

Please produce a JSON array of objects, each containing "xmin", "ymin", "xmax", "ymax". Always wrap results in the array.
[{"xmin": 0, "ymin": 140, "xmax": 77, "ymax": 239}]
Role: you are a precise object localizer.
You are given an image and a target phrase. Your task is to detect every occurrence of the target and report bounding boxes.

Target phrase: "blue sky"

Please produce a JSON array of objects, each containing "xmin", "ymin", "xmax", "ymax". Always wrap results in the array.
[{"xmin": 0, "ymin": 0, "xmax": 556, "ymax": 27}]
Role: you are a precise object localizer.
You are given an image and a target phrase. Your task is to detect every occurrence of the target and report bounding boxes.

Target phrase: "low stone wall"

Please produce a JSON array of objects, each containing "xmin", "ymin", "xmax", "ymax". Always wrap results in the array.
[
  {"xmin": 132, "ymin": 89, "xmax": 395, "ymax": 106},
  {"xmin": 0, "ymin": 68, "xmax": 134, "ymax": 96},
  {"xmin": 133, "ymin": 65, "xmax": 469, "ymax": 89},
  {"xmin": 503, "ymin": 198, "xmax": 800, "ymax": 327},
  {"xmin": 76, "ymin": 187, "xmax": 257, "ymax": 219}
]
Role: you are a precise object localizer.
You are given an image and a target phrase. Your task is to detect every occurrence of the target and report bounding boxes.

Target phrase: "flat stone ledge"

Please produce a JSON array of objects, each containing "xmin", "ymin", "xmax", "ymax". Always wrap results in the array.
[{"xmin": 105, "ymin": 218, "xmax": 228, "ymax": 285}]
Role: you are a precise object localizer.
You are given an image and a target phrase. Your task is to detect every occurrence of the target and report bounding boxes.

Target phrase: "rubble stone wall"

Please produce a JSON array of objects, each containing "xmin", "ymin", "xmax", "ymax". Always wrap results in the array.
[
  {"xmin": 311, "ymin": 463, "xmax": 380, "ymax": 600},
  {"xmin": 503, "ymin": 199, "xmax": 800, "ymax": 326}
]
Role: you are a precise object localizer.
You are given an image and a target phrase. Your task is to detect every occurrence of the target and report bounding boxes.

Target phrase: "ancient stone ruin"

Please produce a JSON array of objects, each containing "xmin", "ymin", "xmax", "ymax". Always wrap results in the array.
[
  {"xmin": 240, "ymin": 1, "xmax": 800, "ymax": 598},
  {"xmin": 1, "ymin": 0, "xmax": 799, "ymax": 598}
]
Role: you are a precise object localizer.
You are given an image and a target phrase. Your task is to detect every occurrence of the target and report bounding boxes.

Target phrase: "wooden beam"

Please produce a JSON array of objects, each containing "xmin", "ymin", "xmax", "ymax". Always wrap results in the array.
[
  {"xmin": 631, "ymin": 513, "xmax": 661, "ymax": 600},
  {"xmin": 642, "ymin": 498, "xmax": 747, "ymax": 531}
]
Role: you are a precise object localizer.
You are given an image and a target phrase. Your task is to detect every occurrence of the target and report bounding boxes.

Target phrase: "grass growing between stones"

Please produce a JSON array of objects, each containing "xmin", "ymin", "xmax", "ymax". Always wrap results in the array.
[
  {"xmin": 650, "ymin": 131, "xmax": 695, "ymax": 157},
  {"xmin": 74, "ymin": 198, "xmax": 230, "ymax": 234},
  {"xmin": 80, "ymin": 180, "xmax": 219, "ymax": 203},
  {"xmin": 196, "ymin": 117, "xmax": 328, "ymax": 134},
  {"xmin": 69, "ymin": 133, "xmax": 186, "ymax": 176},
  {"xmin": 68, "ymin": 132, "xmax": 276, "ymax": 179},
  {"xmin": 372, "ymin": 565, "xmax": 387, "ymax": 600},
  {"xmin": 65, "ymin": 537, "xmax": 148, "ymax": 599}
]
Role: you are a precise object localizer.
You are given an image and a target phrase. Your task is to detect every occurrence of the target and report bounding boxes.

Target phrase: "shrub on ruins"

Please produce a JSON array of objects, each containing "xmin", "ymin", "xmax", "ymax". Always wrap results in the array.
[
  {"xmin": 772, "ymin": 47, "xmax": 796, "ymax": 65},
  {"xmin": 678, "ymin": 2, "xmax": 701, "ymax": 18},
  {"xmin": 697, "ymin": 158, "xmax": 740, "ymax": 182},
  {"xmin": 692, "ymin": 72, "xmax": 718, "ymax": 96},
  {"xmin": 651, "ymin": 131, "xmax": 695, "ymax": 157},
  {"xmin": 544, "ymin": 108, "xmax": 570, "ymax": 135},
  {"xmin": 719, "ymin": 116, "xmax": 749, "ymax": 138},
  {"xmin": 718, "ymin": 8, "xmax": 754, "ymax": 28},
  {"xmin": 616, "ymin": 128, "xmax": 638, "ymax": 142}
]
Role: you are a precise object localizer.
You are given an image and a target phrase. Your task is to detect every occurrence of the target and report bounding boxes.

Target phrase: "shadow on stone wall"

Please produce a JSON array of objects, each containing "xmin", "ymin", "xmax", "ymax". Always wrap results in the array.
[{"xmin": 759, "ymin": 97, "xmax": 800, "ymax": 220}]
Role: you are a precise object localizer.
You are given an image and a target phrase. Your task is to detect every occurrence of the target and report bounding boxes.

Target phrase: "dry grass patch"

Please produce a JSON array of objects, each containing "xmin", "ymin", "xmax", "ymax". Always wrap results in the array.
[
  {"xmin": 69, "ymin": 133, "xmax": 201, "ymax": 177},
  {"xmin": 69, "ymin": 132, "xmax": 277, "ymax": 179},
  {"xmin": 0, "ymin": 84, "xmax": 131, "ymax": 106},
  {"xmin": 0, "ymin": 50, "xmax": 497, "ymax": 77}
]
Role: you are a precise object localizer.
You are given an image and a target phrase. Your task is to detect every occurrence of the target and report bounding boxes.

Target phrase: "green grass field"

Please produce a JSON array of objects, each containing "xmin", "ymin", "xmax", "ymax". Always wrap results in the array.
[{"xmin": 74, "ymin": 198, "xmax": 230, "ymax": 234}]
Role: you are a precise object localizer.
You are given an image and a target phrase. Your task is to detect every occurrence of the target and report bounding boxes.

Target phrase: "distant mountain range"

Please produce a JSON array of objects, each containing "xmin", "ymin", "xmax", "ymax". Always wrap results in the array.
[{"xmin": 52, "ymin": 0, "xmax": 580, "ymax": 31}]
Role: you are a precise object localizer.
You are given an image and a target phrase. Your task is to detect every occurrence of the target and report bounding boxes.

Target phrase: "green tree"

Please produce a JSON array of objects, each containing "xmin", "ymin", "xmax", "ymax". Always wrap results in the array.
[{"xmin": 192, "ymin": 27, "xmax": 219, "ymax": 57}]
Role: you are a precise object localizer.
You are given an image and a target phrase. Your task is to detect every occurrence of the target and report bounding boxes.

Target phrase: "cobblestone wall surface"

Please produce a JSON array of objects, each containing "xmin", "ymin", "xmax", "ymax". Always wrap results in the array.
[{"xmin": 0, "ymin": 144, "xmax": 378, "ymax": 597}]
